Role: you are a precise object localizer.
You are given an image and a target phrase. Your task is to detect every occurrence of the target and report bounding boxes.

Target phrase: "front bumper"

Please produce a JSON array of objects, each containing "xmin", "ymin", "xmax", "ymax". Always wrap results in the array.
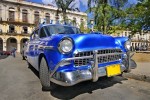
[
  {"xmin": 50, "ymin": 51, "xmax": 136, "ymax": 86},
  {"xmin": 50, "ymin": 64, "xmax": 126, "ymax": 86}
]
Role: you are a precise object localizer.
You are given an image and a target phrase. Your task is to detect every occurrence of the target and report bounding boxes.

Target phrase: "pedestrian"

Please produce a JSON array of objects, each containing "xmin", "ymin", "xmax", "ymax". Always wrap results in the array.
[{"xmin": 12, "ymin": 48, "xmax": 16, "ymax": 58}]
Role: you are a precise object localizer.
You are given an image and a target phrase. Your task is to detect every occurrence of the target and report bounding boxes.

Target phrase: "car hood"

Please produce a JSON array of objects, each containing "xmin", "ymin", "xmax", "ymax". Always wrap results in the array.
[
  {"xmin": 70, "ymin": 34, "xmax": 120, "ymax": 52},
  {"xmin": 47, "ymin": 33, "xmax": 121, "ymax": 52}
]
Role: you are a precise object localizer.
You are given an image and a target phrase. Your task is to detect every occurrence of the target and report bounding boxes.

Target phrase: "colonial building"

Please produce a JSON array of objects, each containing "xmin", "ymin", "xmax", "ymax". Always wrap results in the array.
[
  {"xmin": 112, "ymin": 30, "xmax": 150, "ymax": 50},
  {"xmin": 0, "ymin": 0, "xmax": 87, "ymax": 52}
]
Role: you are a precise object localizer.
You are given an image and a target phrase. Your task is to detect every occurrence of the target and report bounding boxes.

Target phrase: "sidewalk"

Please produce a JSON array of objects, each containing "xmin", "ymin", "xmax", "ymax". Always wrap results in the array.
[{"xmin": 123, "ymin": 62, "xmax": 150, "ymax": 82}]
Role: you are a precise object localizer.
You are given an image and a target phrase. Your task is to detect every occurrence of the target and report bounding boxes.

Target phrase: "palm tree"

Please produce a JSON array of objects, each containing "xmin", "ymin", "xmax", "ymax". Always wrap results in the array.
[
  {"xmin": 55, "ymin": 0, "xmax": 78, "ymax": 24},
  {"xmin": 87, "ymin": 0, "xmax": 127, "ymax": 34}
]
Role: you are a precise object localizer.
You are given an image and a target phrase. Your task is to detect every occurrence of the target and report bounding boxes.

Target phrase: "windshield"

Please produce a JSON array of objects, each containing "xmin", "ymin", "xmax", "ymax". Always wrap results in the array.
[{"xmin": 44, "ymin": 25, "xmax": 81, "ymax": 36}]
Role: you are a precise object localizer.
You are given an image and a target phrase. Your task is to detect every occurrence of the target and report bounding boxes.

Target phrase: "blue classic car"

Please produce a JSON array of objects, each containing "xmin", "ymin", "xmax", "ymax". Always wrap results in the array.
[{"xmin": 26, "ymin": 24, "xmax": 136, "ymax": 90}]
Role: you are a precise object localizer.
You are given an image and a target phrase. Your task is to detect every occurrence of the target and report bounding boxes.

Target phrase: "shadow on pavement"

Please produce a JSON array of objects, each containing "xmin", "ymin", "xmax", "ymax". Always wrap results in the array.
[
  {"xmin": 28, "ymin": 66, "xmax": 39, "ymax": 78},
  {"xmin": 50, "ymin": 76, "xmax": 127, "ymax": 99},
  {"xmin": 0, "ymin": 55, "xmax": 9, "ymax": 60},
  {"xmin": 28, "ymin": 64, "xmax": 128, "ymax": 100}
]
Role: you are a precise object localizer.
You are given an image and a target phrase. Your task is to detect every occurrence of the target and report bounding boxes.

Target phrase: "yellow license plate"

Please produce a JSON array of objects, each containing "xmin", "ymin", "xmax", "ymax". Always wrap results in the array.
[{"xmin": 106, "ymin": 64, "xmax": 121, "ymax": 77}]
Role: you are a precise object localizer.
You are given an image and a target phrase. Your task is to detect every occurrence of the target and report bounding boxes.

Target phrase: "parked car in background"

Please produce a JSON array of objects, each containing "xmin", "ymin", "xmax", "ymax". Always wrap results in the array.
[
  {"xmin": 26, "ymin": 24, "xmax": 137, "ymax": 90},
  {"xmin": 3, "ymin": 51, "xmax": 12, "ymax": 55},
  {"xmin": 0, "ymin": 51, "xmax": 3, "ymax": 56}
]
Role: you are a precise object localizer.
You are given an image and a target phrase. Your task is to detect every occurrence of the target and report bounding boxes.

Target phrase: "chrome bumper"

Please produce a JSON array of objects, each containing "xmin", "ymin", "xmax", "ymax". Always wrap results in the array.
[
  {"xmin": 49, "ymin": 51, "xmax": 130, "ymax": 86},
  {"xmin": 50, "ymin": 64, "xmax": 126, "ymax": 86}
]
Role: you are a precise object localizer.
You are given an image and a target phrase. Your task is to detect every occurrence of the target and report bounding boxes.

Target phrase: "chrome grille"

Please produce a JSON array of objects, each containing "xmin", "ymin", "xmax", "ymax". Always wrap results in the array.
[{"xmin": 74, "ymin": 49, "xmax": 122, "ymax": 66}]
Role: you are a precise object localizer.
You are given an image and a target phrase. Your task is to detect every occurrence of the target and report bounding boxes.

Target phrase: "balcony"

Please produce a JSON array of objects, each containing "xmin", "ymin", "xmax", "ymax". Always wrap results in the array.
[
  {"xmin": 21, "ymin": 31, "xmax": 30, "ymax": 36},
  {"xmin": 6, "ymin": 30, "xmax": 17, "ymax": 35},
  {"xmin": 22, "ymin": 19, "xmax": 28, "ymax": 23},
  {"xmin": 0, "ymin": 18, "xmax": 35, "ymax": 26},
  {"xmin": 8, "ymin": 18, "xmax": 15, "ymax": 22}
]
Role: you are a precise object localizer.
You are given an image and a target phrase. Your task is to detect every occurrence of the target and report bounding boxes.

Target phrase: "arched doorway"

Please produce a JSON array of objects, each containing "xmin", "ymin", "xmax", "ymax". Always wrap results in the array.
[
  {"xmin": 20, "ymin": 38, "xmax": 28, "ymax": 52},
  {"xmin": 0, "ymin": 38, "xmax": 3, "ymax": 51},
  {"xmin": 7, "ymin": 38, "xmax": 17, "ymax": 51}
]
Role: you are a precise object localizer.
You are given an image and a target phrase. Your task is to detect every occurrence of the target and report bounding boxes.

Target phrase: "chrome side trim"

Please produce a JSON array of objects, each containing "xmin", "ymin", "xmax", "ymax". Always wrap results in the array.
[{"xmin": 38, "ymin": 45, "xmax": 54, "ymax": 50}]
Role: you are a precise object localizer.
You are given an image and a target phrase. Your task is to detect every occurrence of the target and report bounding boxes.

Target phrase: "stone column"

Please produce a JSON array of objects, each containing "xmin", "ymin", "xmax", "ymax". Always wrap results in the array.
[
  {"xmin": 17, "ymin": 41, "xmax": 20, "ymax": 52},
  {"xmin": 3, "ymin": 38, "xmax": 6, "ymax": 51}
]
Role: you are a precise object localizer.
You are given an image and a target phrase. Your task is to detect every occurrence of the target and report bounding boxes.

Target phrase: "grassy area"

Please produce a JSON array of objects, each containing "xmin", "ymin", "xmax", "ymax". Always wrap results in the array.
[{"xmin": 132, "ymin": 53, "xmax": 150, "ymax": 62}]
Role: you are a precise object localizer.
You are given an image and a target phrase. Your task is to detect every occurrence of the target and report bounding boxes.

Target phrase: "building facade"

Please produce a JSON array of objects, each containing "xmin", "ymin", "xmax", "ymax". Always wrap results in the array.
[
  {"xmin": 112, "ymin": 30, "xmax": 150, "ymax": 50},
  {"xmin": 0, "ymin": 0, "xmax": 87, "ymax": 52}
]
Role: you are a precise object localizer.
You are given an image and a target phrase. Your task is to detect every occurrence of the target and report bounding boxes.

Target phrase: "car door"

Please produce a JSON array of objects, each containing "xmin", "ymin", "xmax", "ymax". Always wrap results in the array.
[
  {"xmin": 32, "ymin": 29, "xmax": 41, "ymax": 70},
  {"xmin": 34, "ymin": 27, "xmax": 48, "ymax": 71},
  {"xmin": 26, "ymin": 31, "xmax": 36, "ymax": 67}
]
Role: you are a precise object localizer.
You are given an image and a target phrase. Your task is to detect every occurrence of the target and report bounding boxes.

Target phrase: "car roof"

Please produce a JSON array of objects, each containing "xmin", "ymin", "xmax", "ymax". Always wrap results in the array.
[{"xmin": 39, "ymin": 24, "xmax": 78, "ymax": 29}]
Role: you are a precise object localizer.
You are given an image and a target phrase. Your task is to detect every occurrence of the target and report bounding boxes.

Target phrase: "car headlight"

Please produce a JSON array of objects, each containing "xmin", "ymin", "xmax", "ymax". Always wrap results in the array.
[
  {"xmin": 58, "ymin": 38, "xmax": 73, "ymax": 53},
  {"xmin": 125, "ymin": 40, "xmax": 131, "ymax": 51}
]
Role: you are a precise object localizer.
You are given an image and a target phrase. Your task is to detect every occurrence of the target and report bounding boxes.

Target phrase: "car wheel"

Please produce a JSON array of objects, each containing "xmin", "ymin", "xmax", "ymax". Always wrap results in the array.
[
  {"xmin": 39, "ymin": 57, "xmax": 52, "ymax": 91},
  {"xmin": 22, "ymin": 56, "xmax": 25, "ymax": 60},
  {"xmin": 27, "ymin": 61, "xmax": 32, "ymax": 68}
]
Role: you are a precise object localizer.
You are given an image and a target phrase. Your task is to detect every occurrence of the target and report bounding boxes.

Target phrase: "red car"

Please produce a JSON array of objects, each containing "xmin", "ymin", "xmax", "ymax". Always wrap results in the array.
[{"xmin": 3, "ymin": 51, "xmax": 12, "ymax": 55}]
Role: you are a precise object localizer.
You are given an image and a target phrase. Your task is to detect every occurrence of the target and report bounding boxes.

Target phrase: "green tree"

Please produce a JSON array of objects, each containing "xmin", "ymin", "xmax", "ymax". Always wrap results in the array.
[
  {"xmin": 121, "ymin": 0, "xmax": 148, "ymax": 36},
  {"xmin": 55, "ymin": 0, "xmax": 77, "ymax": 24},
  {"xmin": 80, "ymin": 21, "xmax": 85, "ymax": 32},
  {"xmin": 87, "ymin": 0, "xmax": 127, "ymax": 34}
]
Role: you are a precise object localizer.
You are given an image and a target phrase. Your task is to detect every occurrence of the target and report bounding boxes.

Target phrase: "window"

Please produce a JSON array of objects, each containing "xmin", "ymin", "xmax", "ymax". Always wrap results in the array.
[
  {"xmin": 22, "ymin": 9, "xmax": 28, "ymax": 22},
  {"xmin": 39, "ymin": 28, "xmax": 47, "ymax": 38},
  {"xmin": 9, "ymin": 25, "xmax": 15, "ymax": 33},
  {"xmin": 55, "ymin": 15, "xmax": 59, "ymax": 24},
  {"xmin": 34, "ymin": 11, "xmax": 39, "ymax": 25},
  {"xmin": 80, "ymin": 18, "xmax": 83, "ymax": 23},
  {"xmin": 72, "ymin": 17, "xmax": 77, "ymax": 26},
  {"xmin": 45, "ymin": 13, "xmax": 50, "ymax": 24},
  {"xmin": 0, "ymin": 6, "xmax": 1, "ymax": 18},
  {"xmin": 30, "ymin": 32, "xmax": 34, "ymax": 40},
  {"xmin": 9, "ymin": 7, "xmax": 15, "ymax": 21},
  {"xmin": 23, "ymin": 26, "xmax": 28, "ymax": 34},
  {"xmin": 34, "ymin": 29, "xmax": 39, "ymax": 39},
  {"xmin": 44, "ymin": 25, "xmax": 81, "ymax": 35},
  {"xmin": 10, "ymin": 38, "xmax": 16, "ymax": 43},
  {"xmin": 125, "ymin": 32, "xmax": 127, "ymax": 36}
]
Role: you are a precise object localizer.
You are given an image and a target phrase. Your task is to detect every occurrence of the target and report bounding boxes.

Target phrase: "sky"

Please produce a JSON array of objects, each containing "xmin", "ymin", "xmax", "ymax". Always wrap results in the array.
[
  {"xmin": 27, "ymin": 0, "xmax": 88, "ymax": 12},
  {"xmin": 27, "ymin": 0, "xmax": 138, "ymax": 12}
]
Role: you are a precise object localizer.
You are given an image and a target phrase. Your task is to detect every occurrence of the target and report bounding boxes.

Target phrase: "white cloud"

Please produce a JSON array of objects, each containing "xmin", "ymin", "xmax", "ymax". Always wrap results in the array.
[
  {"xmin": 42, "ymin": 0, "xmax": 89, "ymax": 9},
  {"xmin": 80, "ymin": 0, "xmax": 88, "ymax": 6},
  {"xmin": 42, "ymin": 0, "xmax": 53, "ymax": 4}
]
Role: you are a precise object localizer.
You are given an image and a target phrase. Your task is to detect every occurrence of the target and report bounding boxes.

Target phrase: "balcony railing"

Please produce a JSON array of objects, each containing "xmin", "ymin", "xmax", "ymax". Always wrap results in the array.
[
  {"xmin": 6, "ymin": 30, "xmax": 17, "ymax": 35},
  {"xmin": 7, "ymin": 18, "xmax": 15, "ymax": 22},
  {"xmin": 21, "ymin": 31, "xmax": 30, "ymax": 36},
  {"xmin": 22, "ymin": 19, "xmax": 28, "ymax": 23}
]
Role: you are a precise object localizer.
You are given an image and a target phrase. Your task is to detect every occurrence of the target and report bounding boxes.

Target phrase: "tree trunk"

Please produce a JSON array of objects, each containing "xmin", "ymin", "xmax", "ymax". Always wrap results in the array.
[{"xmin": 62, "ymin": 11, "xmax": 67, "ymax": 24}]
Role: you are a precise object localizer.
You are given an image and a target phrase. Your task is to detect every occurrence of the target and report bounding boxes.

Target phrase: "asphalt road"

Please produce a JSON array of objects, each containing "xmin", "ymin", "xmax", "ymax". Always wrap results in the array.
[
  {"xmin": 0, "ymin": 55, "xmax": 150, "ymax": 100},
  {"xmin": 0, "ymin": 55, "xmax": 9, "ymax": 60}
]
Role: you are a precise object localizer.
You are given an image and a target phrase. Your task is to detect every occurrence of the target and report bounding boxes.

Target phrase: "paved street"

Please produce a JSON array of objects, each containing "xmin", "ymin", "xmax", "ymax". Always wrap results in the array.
[
  {"xmin": 0, "ymin": 55, "xmax": 150, "ymax": 100},
  {"xmin": 0, "ymin": 55, "xmax": 9, "ymax": 60}
]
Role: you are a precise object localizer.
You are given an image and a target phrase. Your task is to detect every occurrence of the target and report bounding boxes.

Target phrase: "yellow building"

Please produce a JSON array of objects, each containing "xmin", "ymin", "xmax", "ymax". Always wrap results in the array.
[{"xmin": 0, "ymin": 0, "xmax": 87, "ymax": 52}]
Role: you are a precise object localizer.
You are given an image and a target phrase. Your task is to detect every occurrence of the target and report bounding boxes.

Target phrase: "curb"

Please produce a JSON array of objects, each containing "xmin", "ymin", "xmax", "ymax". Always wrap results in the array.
[{"xmin": 123, "ymin": 73, "xmax": 150, "ymax": 83}]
